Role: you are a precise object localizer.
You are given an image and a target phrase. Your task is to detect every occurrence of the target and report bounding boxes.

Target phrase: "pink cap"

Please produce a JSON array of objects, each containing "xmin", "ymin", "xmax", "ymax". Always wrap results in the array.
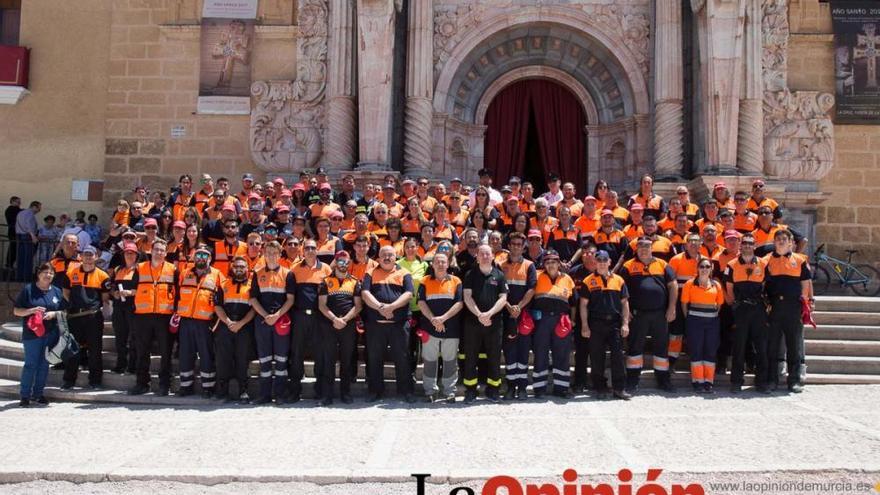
[
  {"xmin": 333, "ymin": 250, "xmax": 351, "ymax": 261},
  {"xmin": 122, "ymin": 242, "xmax": 138, "ymax": 253},
  {"xmin": 723, "ymin": 229, "xmax": 742, "ymax": 240},
  {"xmin": 527, "ymin": 229, "xmax": 542, "ymax": 239},
  {"xmin": 172, "ymin": 220, "xmax": 186, "ymax": 229},
  {"xmin": 600, "ymin": 209, "xmax": 614, "ymax": 216},
  {"xmin": 630, "ymin": 204, "xmax": 644, "ymax": 211},
  {"xmin": 292, "ymin": 183, "xmax": 306, "ymax": 192},
  {"xmin": 273, "ymin": 177, "xmax": 285, "ymax": 185},
  {"xmin": 143, "ymin": 218, "xmax": 158, "ymax": 227},
  {"xmin": 221, "ymin": 204, "xmax": 236, "ymax": 212},
  {"xmin": 583, "ymin": 195, "xmax": 597, "ymax": 202},
  {"xmin": 248, "ymin": 193, "xmax": 262, "ymax": 201},
  {"xmin": 280, "ymin": 189, "xmax": 292, "ymax": 198},
  {"xmin": 319, "ymin": 182, "xmax": 332, "ymax": 191},
  {"xmin": 276, "ymin": 205, "xmax": 291, "ymax": 213}
]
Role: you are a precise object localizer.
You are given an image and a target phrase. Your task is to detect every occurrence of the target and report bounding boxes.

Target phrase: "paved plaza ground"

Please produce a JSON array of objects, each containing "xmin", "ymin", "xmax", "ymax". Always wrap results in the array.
[{"xmin": 0, "ymin": 385, "xmax": 878, "ymax": 494}]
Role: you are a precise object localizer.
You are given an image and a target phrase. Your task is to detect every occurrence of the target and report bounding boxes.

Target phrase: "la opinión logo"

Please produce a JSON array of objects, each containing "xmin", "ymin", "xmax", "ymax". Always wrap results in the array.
[{"xmin": 412, "ymin": 469, "xmax": 705, "ymax": 495}]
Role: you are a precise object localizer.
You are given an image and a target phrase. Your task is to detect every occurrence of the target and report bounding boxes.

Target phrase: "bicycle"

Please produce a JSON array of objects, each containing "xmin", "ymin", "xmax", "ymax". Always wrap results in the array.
[{"xmin": 810, "ymin": 243, "xmax": 880, "ymax": 297}]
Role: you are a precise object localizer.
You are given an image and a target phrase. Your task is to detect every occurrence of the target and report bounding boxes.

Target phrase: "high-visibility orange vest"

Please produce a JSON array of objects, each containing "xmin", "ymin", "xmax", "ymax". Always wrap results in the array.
[
  {"xmin": 176, "ymin": 267, "xmax": 224, "ymax": 321},
  {"xmin": 134, "ymin": 261, "xmax": 177, "ymax": 315},
  {"xmin": 213, "ymin": 239, "xmax": 247, "ymax": 276}
]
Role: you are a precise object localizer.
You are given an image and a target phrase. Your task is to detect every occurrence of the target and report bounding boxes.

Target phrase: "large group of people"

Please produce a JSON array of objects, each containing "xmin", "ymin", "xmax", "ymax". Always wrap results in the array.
[{"xmin": 13, "ymin": 167, "xmax": 814, "ymax": 408}]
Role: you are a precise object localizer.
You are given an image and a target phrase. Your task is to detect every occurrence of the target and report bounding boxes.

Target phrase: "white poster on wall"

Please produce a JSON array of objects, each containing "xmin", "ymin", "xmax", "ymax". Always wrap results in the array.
[
  {"xmin": 202, "ymin": 0, "xmax": 258, "ymax": 19},
  {"xmin": 198, "ymin": 0, "xmax": 257, "ymax": 115}
]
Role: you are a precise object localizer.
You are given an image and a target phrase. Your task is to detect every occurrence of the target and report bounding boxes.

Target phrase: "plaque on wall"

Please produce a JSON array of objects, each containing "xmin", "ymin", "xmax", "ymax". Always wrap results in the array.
[{"xmin": 832, "ymin": 1, "xmax": 880, "ymax": 123}]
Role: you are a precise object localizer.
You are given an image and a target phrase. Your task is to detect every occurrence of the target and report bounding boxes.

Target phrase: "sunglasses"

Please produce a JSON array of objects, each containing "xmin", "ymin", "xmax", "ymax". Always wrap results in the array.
[
  {"xmin": 677, "ymin": 191, "xmax": 688, "ymax": 195},
  {"xmin": 194, "ymin": 252, "xmax": 210, "ymax": 259},
  {"xmin": 248, "ymin": 242, "xmax": 262, "ymax": 247},
  {"xmin": 699, "ymin": 265, "xmax": 713, "ymax": 270},
  {"xmin": 303, "ymin": 246, "xmax": 318, "ymax": 251},
  {"xmin": 476, "ymin": 193, "xmax": 488, "ymax": 197},
  {"xmin": 759, "ymin": 211, "xmax": 772, "ymax": 216},
  {"xmin": 597, "ymin": 185, "xmax": 608, "ymax": 190},
  {"xmin": 145, "ymin": 226, "xmax": 157, "ymax": 230},
  {"xmin": 265, "ymin": 229, "xmax": 278, "ymax": 234},
  {"xmin": 741, "ymin": 241, "xmax": 755, "ymax": 246},
  {"xmin": 753, "ymin": 184, "xmax": 764, "ymax": 189}
]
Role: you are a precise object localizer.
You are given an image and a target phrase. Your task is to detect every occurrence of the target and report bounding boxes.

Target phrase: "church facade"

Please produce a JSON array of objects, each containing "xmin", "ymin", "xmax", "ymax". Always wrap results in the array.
[{"xmin": 0, "ymin": 0, "xmax": 877, "ymax": 263}]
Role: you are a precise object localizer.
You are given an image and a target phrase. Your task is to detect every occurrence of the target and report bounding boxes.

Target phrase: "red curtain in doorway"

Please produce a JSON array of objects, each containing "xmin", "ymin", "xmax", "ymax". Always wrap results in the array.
[
  {"xmin": 483, "ymin": 81, "xmax": 532, "ymax": 186},
  {"xmin": 484, "ymin": 79, "xmax": 587, "ymax": 192}
]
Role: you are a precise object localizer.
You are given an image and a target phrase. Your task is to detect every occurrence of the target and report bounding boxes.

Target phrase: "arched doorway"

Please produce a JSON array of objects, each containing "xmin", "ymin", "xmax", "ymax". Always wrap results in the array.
[{"xmin": 484, "ymin": 79, "xmax": 587, "ymax": 194}]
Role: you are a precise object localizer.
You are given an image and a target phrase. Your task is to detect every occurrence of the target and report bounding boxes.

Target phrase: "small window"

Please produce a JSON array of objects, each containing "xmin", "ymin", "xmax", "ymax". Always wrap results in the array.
[{"xmin": 0, "ymin": 0, "xmax": 21, "ymax": 46}]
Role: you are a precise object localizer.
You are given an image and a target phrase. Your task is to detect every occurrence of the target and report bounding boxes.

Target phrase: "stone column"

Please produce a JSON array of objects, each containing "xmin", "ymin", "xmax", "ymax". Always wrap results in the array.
[
  {"xmin": 737, "ymin": 0, "xmax": 764, "ymax": 175},
  {"xmin": 692, "ymin": 0, "xmax": 746, "ymax": 173},
  {"xmin": 652, "ymin": 0, "xmax": 684, "ymax": 179},
  {"xmin": 326, "ymin": 0, "xmax": 357, "ymax": 170},
  {"xmin": 356, "ymin": 0, "xmax": 397, "ymax": 169},
  {"xmin": 402, "ymin": 0, "xmax": 433, "ymax": 178}
]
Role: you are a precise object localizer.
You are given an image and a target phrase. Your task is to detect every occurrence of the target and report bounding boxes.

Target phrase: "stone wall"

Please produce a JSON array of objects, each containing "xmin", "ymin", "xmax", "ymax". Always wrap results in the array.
[
  {"xmin": 101, "ymin": 0, "xmax": 298, "ymax": 220},
  {"xmin": 788, "ymin": 1, "xmax": 880, "ymax": 266},
  {"xmin": 0, "ymin": 0, "xmax": 112, "ymax": 217}
]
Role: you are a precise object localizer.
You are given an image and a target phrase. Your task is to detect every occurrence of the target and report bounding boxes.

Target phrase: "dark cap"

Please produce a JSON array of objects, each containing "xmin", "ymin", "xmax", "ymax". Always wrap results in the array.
[
  {"xmin": 450, "ymin": 177, "xmax": 463, "ymax": 184},
  {"xmin": 595, "ymin": 250, "xmax": 611, "ymax": 261},
  {"xmin": 478, "ymin": 168, "xmax": 492, "ymax": 177},
  {"xmin": 315, "ymin": 167, "xmax": 327, "ymax": 175}
]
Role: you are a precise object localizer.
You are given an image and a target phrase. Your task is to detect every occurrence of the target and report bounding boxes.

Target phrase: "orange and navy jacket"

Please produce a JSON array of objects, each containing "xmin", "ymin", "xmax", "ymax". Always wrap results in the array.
[
  {"xmin": 64, "ymin": 265, "xmax": 111, "ymax": 311},
  {"xmin": 315, "ymin": 236, "xmax": 344, "ymax": 264},
  {"xmin": 733, "ymin": 211, "xmax": 758, "ymax": 233},
  {"xmin": 176, "ymin": 267, "xmax": 224, "ymax": 321},
  {"xmin": 112, "ymin": 264, "xmax": 138, "ymax": 310},
  {"xmin": 713, "ymin": 249, "xmax": 738, "ymax": 280},
  {"xmin": 619, "ymin": 257, "xmax": 675, "ymax": 311},
  {"xmin": 362, "ymin": 266, "xmax": 414, "ymax": 323},
  {"xmin": 747, "ymin": 196, "xmax": 780, "ymax": 216},
  {"xmin": 680, "ymin": 278, "xmax": 724, "ymax": 317},
  {"xmin": 580, "ymin": 272, "xmax": 628, "ymax": 320},
  {"xmin": 628, "ymin": 193, "xmax": 666, "ymax": 218},
  {"xmin": 668, "ymin": 251, "xmax": 700, "ymax": 287},
  {"xmin": 50, "ymin": 254, "xmax": 81, "ymax": 289},
  {"xmin": 215, "ymin": 276, "xmax": 253, "ymax": 322},
  {"xmin": 249, "ymin": 265, "xmax": 294, "ymax": 314},
  {"xmin": 134, "ymin": 261, "xmax": 177, "ymax": 315},
  {"xmin": 723, "ymin": 255, "xmax": 767, "ymax": 302},
  {"xmin": 700, "ymin": 243, "xmax": 724, "ymax": 260},
  {"xmin": 213, "ymin": 239, "xmax": 247, "ymax": 276},
  {"xmin": 586, "ymin": 227, "xmax": 628, "ymax": 264},
  {"xmin": 624, "ymin": 235, "xmax": 674, "ymax": 261},
  {"xmin": 417, "ymin": 274, "xmax": 463, "ymax": 338},
  {"xmin": 532, "ymin": 271, "xmax": 576, "ymax": 314},
  {"xmin": 378, "ymin": 237, "xmax": 405, "ymax": 258},
  {"xmin": 171, "ymin": 191, "xmax": 194, "ymax": 221},
  {"xmin": 290, "ymin": 260, "xmax": 333, "ymax": 311},
  {"xmin": 762, "ymin": 251, "xmax": 810, "ymax": 300},
  {"xmin": 319, "ymin": 274, "xmax": 361, "ymax": 319},
  {"xmin": 622, "ymin": 222, "xmax": 643, "ymax": 241},
  {"xmin": 309, "ymin": 201, "xmax": 341, "ymax": 220},
  {"xmin": 752, "ymin": 224, "xmax": 784, "ymax": 256},
  {"xmin": 501, "ymin": 257, "xmax": 537, "ymax": 306},
  {"xmin": 547, "ymin": 224, "xmax": 581, "ymax": 262},
  {"xmin": 695, "ymin": 218, "xmax": 723, "ymax": 236}
]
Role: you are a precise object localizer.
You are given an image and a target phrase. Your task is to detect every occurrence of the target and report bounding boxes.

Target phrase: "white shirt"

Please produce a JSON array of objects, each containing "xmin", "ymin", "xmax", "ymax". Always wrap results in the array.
[
  {"xmin": 62, "ymin": 226, "xmax": 92, "ymax": 253},
  {"xmin": 540, "ymin": 190, "xmax": 564, "ymax": 206}
]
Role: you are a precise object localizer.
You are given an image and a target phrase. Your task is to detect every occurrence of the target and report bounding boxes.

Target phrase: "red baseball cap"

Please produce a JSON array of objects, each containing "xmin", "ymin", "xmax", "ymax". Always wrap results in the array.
[
  {"xmin": 630, "ymin": 204, "xmax": 644, "ymax": 211},
  {"xmin": 273, "ymin": 177, "xmax": 285, "ymax": 185},
  {"xmin": 600, "ymin": 209, "xmax": 614, "ymax": 216},
  {"xmin": 583, "ymin": 195, "xmax": 597, "ymax": 202},
  {"xmin": 518, "ymin": 311, "xmax": 535, "ymax": 336},
  {"xmin": 172, "ymin": 220, "xmax": 186, "ymax": 229},
  {"xmin": 221, "ymin": 204, "xmax": 236, "ymax": 212},
  {"xmin": 319, "ymin": 182, "xmax": 332, "ymax": 191},
  {"xmin": 554, "ymin": 314, "xmax": 573, "ymax": 338},
  {"xmin": 143, "ymin": 218, "xmax": 158, "ymax": 227},
  {"xmin": 276, "ymin": 205, "xmax": 291, "ymax": 213},
  {"xmin": 27, "ymin": 311, "xmax": 46, "ymax": 338},
  {"xmin": 292, "ymin": 183, "xmax": 306, "ymax": 192},
  {"xmin": 122, "ymin": 242, "xmax": 138, "ymax": 253},
  {"xmin": 334, "ymin": 250, "xmax": 351, "ymax": 261},
  {"xmin": 527, "ymin": 229, "xmax": 542, "ymax": 239},
  {"xmin": 274, "ymin": 313, "xmax": 291, "ymax": 336},
  {"xmin": 280, "ymin": 189, "xmax": 292, "ymax": 198},
  {"xmin": 723, "ymin": 229, "xmax": 742, "ymax": 240}
]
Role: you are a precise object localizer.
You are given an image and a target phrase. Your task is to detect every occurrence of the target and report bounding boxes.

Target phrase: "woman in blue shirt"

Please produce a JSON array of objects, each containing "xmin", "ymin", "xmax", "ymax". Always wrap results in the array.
[{"xmin": 13, "ymin": 262, "xmax": 67, "ymax": 407}]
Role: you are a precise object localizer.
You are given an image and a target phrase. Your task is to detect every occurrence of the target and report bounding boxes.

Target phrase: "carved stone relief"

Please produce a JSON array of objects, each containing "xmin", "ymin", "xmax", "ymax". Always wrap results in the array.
[
  {"xmin": 250, "ymin": 0, "xmax": 328, "ymax": 172},
  {"xmin": 761, "ymin": 0, "xmax": 789, "ymax": 92},
  {"xmin": 763, "ymin": 90, "xmax": 835, "ymax": 180}
]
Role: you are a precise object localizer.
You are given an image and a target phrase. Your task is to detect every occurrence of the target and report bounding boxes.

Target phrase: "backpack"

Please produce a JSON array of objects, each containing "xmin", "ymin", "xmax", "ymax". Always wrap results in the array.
[{"xmin": 45, "ymin": 311, "xmax": 80, "ymax": 365}]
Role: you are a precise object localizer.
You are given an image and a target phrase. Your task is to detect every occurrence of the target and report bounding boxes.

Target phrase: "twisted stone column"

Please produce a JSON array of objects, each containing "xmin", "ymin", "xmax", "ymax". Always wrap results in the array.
[
  {"xmin": 737, "ymin": 0, "xmax": 764, "ymax": 175},
  {"xmin": 402, "ymin": 0, "xmax": 433, "ymax": 178},
  {"xmin": 652, "ymin": 0, "xmax": 684, "ymax": 179},
  {"xmin": 326, "ymin": 0, "xmax": 357, "ymax": 169}
]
